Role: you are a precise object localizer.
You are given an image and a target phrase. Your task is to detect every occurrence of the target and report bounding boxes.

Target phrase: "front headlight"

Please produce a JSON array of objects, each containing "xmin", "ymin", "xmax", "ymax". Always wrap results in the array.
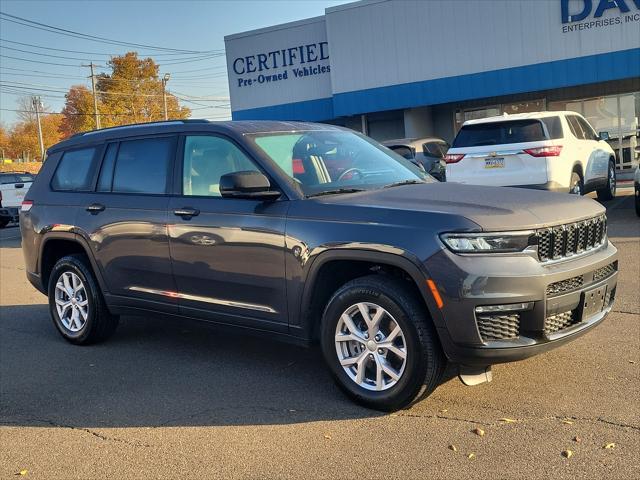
[{"xmin": 440, "ymin": 232, "xmax": 534, "ymax": 254}]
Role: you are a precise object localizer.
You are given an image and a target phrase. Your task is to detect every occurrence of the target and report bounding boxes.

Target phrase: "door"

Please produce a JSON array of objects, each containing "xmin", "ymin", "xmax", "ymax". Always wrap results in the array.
[
  {"xmin": 576, "ymin": 116, "xmax": 609, "ymax": 186},
  {"xmin": 76, "ymin": 137, "xmax": 178, "ymax": 313},
  {"xmin": 168, "ymin": 134, "xmax": 289, "ymax": 331}
]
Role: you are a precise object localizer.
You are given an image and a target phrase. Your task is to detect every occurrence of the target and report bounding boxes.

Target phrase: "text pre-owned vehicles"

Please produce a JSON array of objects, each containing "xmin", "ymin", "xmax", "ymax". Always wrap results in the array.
[
  {"xmin": 0, "ymin": 171, "xmax": 35, "ymax": 227},
  {"xmin": 21, "ymin": 120, "xmax": 618, "ymax": 411},
  {"xmin": 445, "ymin": 111, "xmax": 617, "ymax": 199},
  {"xmin": 382, "ymin": 137, "xmax": 448, "ymax": 181}
]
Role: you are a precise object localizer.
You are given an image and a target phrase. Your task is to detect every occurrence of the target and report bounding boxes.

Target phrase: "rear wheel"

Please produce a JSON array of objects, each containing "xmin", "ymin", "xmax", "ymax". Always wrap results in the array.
[
  {"xmin": 320, "ymin": 275, "xmax": 444, "ymax": 411},
  {"xmin": 0, "ymin": 219, "xmax": 9, "ymax": 229},
  {"xmin": 569, "ymin": 171, "xmax": 583, "ymax": 196},
  {"xmin": 48, "ymin": 254, "xmax": 118, "ymax": 345},
  {"xmin": 596, "ymin": 161, "xmax": 616, "ymax": 201},
  {"xmin": 635, "ymin": 186, "xmax": 640, "ymax": 217}
]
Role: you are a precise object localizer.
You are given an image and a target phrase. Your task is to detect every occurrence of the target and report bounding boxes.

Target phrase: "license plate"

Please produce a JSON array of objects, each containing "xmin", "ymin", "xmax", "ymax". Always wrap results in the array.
[
  {"xmin": 484, "ymin": 158, "xmax": 504, "ymax": 169},
  {"xmin": 582, "ymin": 285, "xmax": 607, "ymax": 320}
]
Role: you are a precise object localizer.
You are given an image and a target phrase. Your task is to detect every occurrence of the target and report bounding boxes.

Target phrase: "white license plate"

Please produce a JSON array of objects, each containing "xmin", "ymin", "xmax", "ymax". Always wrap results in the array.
[{"xmin": 484, "ymin": 158, "xmax": 504, "ymax": 169}]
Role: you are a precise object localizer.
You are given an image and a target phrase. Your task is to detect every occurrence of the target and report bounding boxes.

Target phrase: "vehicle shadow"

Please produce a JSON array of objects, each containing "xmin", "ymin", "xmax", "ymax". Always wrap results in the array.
[
  {"xmin": 0, "ymin": 304, "xmax": 394, "ymax": 428},
  {"xmin": 0, "ymin": 224, "xmax": 22, "ymax": 248}
]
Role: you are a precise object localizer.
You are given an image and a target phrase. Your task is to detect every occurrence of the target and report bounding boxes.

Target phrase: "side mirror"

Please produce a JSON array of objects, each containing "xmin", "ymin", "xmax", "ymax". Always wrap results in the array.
[
  {"xmin": 220, "ymin": 171, "xmax": 281, "ymax": 201},
  {"xmin": 598, "ymin": 131, "xmax": 610, "ymax": 141}
]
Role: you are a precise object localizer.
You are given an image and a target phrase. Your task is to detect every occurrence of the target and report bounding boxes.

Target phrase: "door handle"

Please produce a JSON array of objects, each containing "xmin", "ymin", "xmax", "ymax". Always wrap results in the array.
[
  {"xmin": 86, "ymin": 203, "xmax": 105, "ymax": 213},
  {"xmin": 174, "ymin": 207, "xmax": 200, "ymax": 218}
]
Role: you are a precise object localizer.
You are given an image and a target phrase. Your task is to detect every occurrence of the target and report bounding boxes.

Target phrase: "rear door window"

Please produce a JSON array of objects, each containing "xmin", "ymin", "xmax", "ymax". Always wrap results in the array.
[
  {"xmin": 452, "ymin": 120, "xmax": 547, "ymax": 147},
  {"xmin": 51, "ymin": 147, "xmax": 98, "ymax": 191},
  {"xmin": 566, "ymin": 116, "xmax": 586, "ymax": 140},
  {"xmin": 576, "ymin": 117, "xmax": 597, "ymax": 140},
  {"xmin": 112, "ymin": 137, "xmax": 175, "ymax": 194}
]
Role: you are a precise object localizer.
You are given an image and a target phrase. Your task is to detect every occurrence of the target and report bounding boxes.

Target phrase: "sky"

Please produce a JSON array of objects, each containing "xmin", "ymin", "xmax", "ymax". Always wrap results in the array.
[{"xmin": 0, "ymin": 0, "xmax": 350, "ymax": 126}]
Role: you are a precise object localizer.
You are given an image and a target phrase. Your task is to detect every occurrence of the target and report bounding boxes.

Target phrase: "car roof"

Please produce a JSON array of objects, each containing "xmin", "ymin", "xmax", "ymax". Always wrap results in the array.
[
  {"xmin": 48, "ymin": 119, "xmax": 346, "ymax": 153},
  {"xmin": 463, "ymin": 111, "xmax": 574, "ymax": 126}
]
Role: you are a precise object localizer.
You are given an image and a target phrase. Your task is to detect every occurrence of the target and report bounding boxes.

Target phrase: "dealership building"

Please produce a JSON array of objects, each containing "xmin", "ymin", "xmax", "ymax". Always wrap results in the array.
[{"xmin": 225, "ymin": 0, "xmax": 640, "ymax": 172}]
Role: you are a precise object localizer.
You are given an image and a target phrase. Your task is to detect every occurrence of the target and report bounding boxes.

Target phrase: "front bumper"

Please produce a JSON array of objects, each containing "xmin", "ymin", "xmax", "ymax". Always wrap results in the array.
[{"xmin": 426, "ymin": 241, "xmax": 618, "ymax": 366}]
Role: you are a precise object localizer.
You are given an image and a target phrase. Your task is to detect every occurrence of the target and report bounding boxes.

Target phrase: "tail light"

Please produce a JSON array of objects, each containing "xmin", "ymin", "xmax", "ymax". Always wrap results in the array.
[
  {"xmin": 523, "ymin": 146, "xmax": 563, "ymax": 157},
  {"xmin": 21, "ymin": 200, "xmax": 33, "ymax": 212},
  {"xmin": 444, "ymin": 153, "xmax": 465, "ymax": 164},
  {"xmin": 292, "ymin": 158, "xmax": 305, "ymax": 174}
]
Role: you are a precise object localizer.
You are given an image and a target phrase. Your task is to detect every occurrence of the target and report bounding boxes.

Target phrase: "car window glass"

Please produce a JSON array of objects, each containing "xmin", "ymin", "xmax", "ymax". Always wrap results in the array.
[
  {"xmin": 423, "ymin": 142, "xmax": 442, "ymax": 158},
  {"xmin": 541, "ymin": 116, "xmax": 563, "ymax": 139},
  {"xmin": 577, "ymin": 117, "xmax": 597, "ymax": 140},
  {"xmin": 452, "ymin": 120, "xmax": 547, "ymax": 147},
  {"xmin": 97, "ymin": 143, "xmax": 118, "ymax": 192},
  {"xmin": 0, "ymin": 174, "xmax": 17, "ymax": 184},
  {"xmin": 51, "ymin": 148, "xmax": 97, "ymax": 191},
  {"xmin": 567, "ymin": 116, "xmax": 586, "ymax": 140},
  {"xmin": 183, "ymin": 136, "xmax": 260, "ymax": 197},
  {"xmin": 112, "ymin": 137, "xmax": 174, "ymax": 194},
  {"xmin": 388, "ymin": 146, "xmax": 413, "ymax": 159}
]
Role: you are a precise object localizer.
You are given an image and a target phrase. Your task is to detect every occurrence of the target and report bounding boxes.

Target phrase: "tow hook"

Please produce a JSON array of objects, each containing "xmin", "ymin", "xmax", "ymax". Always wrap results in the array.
[{"xmin": 459, "ymin": 365, "xmax": 493, "ymax": 386}]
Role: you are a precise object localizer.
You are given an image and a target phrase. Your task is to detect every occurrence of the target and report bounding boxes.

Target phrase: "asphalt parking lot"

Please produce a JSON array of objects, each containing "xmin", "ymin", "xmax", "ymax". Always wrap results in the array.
[{"xmin": 1, "ymin": 189, "xmax": 638, "ymax": 479}]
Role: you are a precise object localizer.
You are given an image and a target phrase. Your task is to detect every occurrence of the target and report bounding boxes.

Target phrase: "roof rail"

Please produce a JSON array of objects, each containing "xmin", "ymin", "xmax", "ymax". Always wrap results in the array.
[{"xmin": 78, "ymin": 119, "xmax": 211, "ymax": 137}]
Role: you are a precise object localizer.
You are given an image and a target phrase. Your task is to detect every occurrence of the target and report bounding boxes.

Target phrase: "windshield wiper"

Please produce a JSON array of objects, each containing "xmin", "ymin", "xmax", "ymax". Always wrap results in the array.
[
  {"xmin": 306, "ymin": 188, "xmax": 366, "ymax": 198},
  {"xmin": 383, "ymin": 179, "xmax": 425, "ymax": 188}
]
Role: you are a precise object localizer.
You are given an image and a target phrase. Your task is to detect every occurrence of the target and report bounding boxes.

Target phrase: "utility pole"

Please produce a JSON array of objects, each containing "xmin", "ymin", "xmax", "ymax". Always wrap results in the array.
[
  {"xmin": 83, "ymin": 62, "xmax": 101, "ymax": 129},
  {"xmin": 32, "ymin": 96, "xmax": 45, "ymax": 161},
  {"xmin": 162, "ymin": 73, "xmax": 170, "ymax": 121}
]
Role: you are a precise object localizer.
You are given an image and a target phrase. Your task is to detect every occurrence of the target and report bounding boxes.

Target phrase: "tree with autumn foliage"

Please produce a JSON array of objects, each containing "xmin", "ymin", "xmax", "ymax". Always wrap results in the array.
[
  {"xmin": 8, "ymin": 112, "xmax": 63, "ymax": 161},
  {"xmin": 59, "ymin": 85, "xmax": 96, "ymax": 138}
]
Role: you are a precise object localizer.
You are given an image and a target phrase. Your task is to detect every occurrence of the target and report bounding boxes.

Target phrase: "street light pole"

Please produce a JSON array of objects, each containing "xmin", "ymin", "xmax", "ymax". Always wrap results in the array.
[
  {"xmin": 162, "ymin": 73, "xmax": 171, "ymax": 121},
  {"xmin": 32, "ymin": 96, "xmax": 45, "ymax": 161}
]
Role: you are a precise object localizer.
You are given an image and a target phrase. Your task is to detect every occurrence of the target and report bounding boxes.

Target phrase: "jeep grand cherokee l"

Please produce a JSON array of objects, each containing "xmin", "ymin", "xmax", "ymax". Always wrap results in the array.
[
  {"xmin": 445, "ymin": 111, "xmax": 617, "ymax": 199},
  {"xmin": 20, "ymin": 120, "xmax": 618, "ymax": 411}
]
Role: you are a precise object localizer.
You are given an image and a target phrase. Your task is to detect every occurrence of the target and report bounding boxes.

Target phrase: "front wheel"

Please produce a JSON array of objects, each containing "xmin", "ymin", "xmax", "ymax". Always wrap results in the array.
[
  {"xmin": 320, "ymin": 275, "xmax": 444, "ymax": 411},
  {"xmin": 48, "ymin": 254, "xmax": 118, "ymax": 345},
  {"xmin": 596, "ymin": 161, "xmax": 616, "ymax": 201},
  {"xmin": 569, "ymin": 171, "xmax": 583, "ymax": 196},
  {"xmin": 635, "ymin": 186, "xmax": 640, "ymax": 217}
]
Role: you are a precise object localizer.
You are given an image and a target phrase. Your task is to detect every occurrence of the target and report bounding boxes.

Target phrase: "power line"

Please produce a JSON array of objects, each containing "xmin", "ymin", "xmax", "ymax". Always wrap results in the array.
[
  {"xmin": 0, "ymin": 12, "xmax": 222, "ymax": 54},
  {"xmin": 0, "ymin": 53, "xmax": 85, "ymax": 67}
]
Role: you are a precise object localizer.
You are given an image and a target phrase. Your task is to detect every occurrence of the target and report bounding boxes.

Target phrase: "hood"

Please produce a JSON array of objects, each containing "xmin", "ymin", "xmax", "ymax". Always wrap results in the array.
[{"xmin": 316, "ymin": 183, "xmax": 605, "ymax": 231}]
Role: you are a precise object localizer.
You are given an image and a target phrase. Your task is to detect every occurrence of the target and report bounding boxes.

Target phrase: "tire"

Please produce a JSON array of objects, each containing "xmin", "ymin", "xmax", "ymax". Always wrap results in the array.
[
  {"xmin": 320, "ymin": 274, "xmax": 444, "ymax": 411},
  {"xmin": 569, "ymin": 171, "xmax": 583, "ymax": 196},
  {"xmin": 635, "ymin": 187, "xmax": 640, "ymax": 217},
  {"xmin": 0, "ymin": 219, "xmax": 9, "ymax": 229},
  {"xmin": 596, "ymin": 161, "xmax": 616, "ymax": 201},
  {"xmin": 48, "ymin": 254, "xmax": 118, "ymax": 345}
]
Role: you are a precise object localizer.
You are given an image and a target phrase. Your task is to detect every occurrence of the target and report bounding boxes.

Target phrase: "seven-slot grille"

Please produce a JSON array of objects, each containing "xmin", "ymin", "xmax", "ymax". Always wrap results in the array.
[
  {"xmin": 476, "ymin": 313, "xmax": 520, "ymax": 341},
  {"xmin": 536, "ymin": 215, "xmax": 606, "ymax": 262}
]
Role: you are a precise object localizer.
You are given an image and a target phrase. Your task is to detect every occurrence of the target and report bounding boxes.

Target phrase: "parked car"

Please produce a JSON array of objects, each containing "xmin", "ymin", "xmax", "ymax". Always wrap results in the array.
[
  {"xmin": 0, "ymin": 171, "xmax": 35, "ymax": 227},
  {"xmin": 445, "ymin": 111, "xmax": 617, "ymax": 199},
  {"xmin": 382, "ymin": 137, "xmax": 448, "ymax": 181},
  {"xmin": 21, "ymin": 120, "xmax": 618, "ymax": 411}
]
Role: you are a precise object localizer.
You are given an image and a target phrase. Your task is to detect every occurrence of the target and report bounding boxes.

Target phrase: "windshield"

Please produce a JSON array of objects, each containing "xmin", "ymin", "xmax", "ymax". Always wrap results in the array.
[{"xmin": 248, "ymin": 130, "xmax": 431, "ymax": 196}]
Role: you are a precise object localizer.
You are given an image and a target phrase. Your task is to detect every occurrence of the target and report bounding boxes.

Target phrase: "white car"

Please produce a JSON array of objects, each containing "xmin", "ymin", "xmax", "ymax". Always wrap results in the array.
[
  {"xmin": 0, "ymin": 172, "xmax": 35, "ymax": 228},
  {"xmin": 444, "ymin": 111, "xmax": 617, "ymax": 199}
]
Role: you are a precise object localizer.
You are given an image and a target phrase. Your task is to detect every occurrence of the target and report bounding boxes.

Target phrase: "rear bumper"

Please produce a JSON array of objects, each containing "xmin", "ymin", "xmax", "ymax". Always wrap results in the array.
[
  {"xmin": 510, "ymin": 181, "xmax": 567, "ymax": 193},
  {"xmin": 426, "ymin": 241, "xmax": 618, "ymax": 366},
  {"xmin": 0, "ymin": 206, "xmax": 19, "ymax": 222}
]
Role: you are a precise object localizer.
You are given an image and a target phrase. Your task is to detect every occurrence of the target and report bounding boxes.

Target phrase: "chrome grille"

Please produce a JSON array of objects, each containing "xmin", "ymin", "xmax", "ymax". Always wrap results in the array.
[
  {"xmin": 546, "ymin": 275, "xmax": 584, "ymax": 296},
  {"xmin": 593, "ymin": 261, "xmax": 617, "ymax": 282},
  {"xmin": 545, "ymin": 310, "xmax": 580, "ymax": 334},
  {"xmin": 536, "ymin": 215, "xmax": 606, "ymax": 262},
  {"xmin": 476, "ymin": 313, "xmax": 520, "ymax": 341}
]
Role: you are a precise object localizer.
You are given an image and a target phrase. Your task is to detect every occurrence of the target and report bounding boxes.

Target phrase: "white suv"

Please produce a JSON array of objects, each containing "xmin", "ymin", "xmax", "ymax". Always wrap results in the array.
[{"xmin": 445, "ymin": 111, "xmax": 616, "ymax": 199}]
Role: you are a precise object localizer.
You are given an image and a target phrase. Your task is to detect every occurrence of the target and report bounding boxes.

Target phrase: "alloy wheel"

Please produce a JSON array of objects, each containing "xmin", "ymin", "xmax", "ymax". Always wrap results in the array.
[
  {"xmin": 608, "ymin": 164, "xmax": 616, "ymax": 197},
  {"xmin": 54, "ymin": 271, "xmax": 89, "ymax": 332},
  {"xmin": 334, "ymin": 302, "xmax": 407, "ymax": 391}
]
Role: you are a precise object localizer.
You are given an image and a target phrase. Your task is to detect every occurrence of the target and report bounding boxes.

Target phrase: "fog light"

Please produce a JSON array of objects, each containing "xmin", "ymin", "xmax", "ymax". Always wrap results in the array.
[{"xmin": 475, "ymin": 302, "xmax": 533, "ymax": 314}]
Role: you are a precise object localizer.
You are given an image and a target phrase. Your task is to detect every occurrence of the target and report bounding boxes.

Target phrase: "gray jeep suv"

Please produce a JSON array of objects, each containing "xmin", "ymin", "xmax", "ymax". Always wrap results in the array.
[{"xmin": 20, "ymin": 120, "xmax": 618, "ymax": 411}]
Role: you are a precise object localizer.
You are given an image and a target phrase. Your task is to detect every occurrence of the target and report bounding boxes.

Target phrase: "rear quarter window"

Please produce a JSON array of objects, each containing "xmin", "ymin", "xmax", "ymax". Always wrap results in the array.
[
  {"xmin": 540, "ymin": 116, "xmax": 563, "ymax": 139},
  {"xmin": 452, "ymin": 120, "xmax": 548, "ymax": 147},
  {"xmin": 51, "ymin": 147, "xmax": 98, "ymax": 191}
]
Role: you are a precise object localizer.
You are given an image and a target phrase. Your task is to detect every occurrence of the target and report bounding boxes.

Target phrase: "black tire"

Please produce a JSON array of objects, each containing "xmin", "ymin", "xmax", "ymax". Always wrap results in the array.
[
  {"xmin": 596, "ymin": 161, "xmax": 616, "ymax": 201},
  {"xmin": 569, "ymin": 171, "xmax": 583, "ymax": 196},
  {"xmin": 635, "ymin": 187, "xmax": 640, "ymax": 217},
  {"xmin": 0, "ymin": 219, "xmax": 9, "ymax": 229},
  {"xmin": 48, "ymin": 254, "xmax": 118, "ymax": 345},
  {"xmin": 320, "ymin": 274, "xmax": 444, "ymax": 411}
]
